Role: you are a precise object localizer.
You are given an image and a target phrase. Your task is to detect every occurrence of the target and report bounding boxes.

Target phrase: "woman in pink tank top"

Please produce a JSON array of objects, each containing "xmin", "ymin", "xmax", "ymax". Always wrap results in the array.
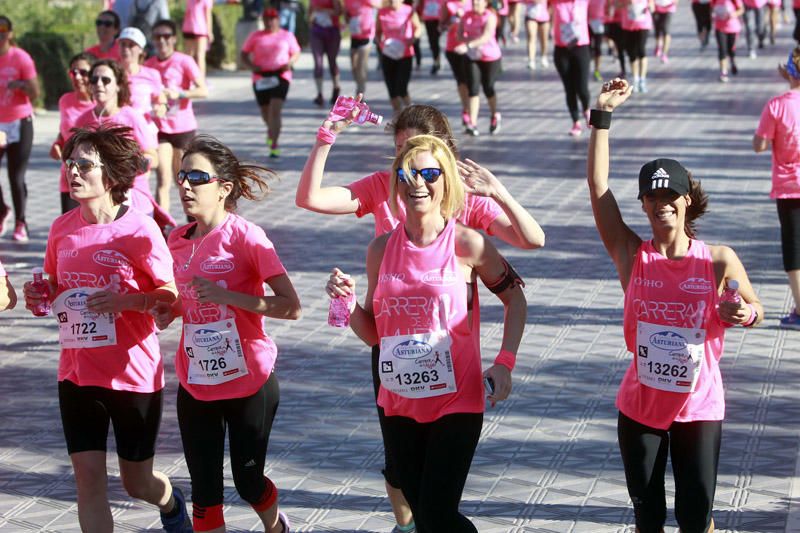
[
  {"xmin": 329, "ymin": 134, "xmax": 526, "ymax": 532},
  {"xmin": 587, "ymin": 79, "xmax": 763, "ymax": 533}
]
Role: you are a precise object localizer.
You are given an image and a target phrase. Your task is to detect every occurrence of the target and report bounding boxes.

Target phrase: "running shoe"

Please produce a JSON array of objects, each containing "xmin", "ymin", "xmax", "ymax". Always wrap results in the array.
[
  {"xmin": 593, "ymin": 69, "xmax": 602, "ymax": 81},
  {"xmin": 568, "ymin": 121, "xmax": 582, "ymax": 137},
  {"xmin": 490, "ymin": 113, "xmax": 501, "ymax": 134},
  {"xmin": 540, "ymin": 56, "xmax": 549, "ymax": 68},
  {"xmin": 391, "ymin": 525, "xmax": 417, "ymax": 533},
  {"xmin": 430, "ymin": 61, "xmax": 440, "ymax": 75},
  {"xmin": 465, "ymin": 124, "xmax": 480, "ymax": 137},
  {"xmin": 330, "ymin": 86, "xmax": 341, "ymax": 105},
  {"xmin": 511, "ymin": 34, "xmax": 520, "ymax": 44},
  {"xmin": 660, "ymin": 53, "xmax": 669, "ymax": 64},
  {"xmin": 749, "ymin": 49, "xmax": 757, "ymax": 59},
  {"xmin": 160, "ymin": 487, "xmax": 192, "ymax": 533},
  {"xmin": 12, "ymin": 221, "xmax": 28, "ymax": 243},
  {"xmin": 0, "ymin": 205, "xmax": 10, "ymax": 238},
  {"xmin": 528, "ymin": 59, "xmax": 536, "ymax": 70},
  {"xmin": 638, "ymin": 78, "xmax": 648, "ymax": 93},
  {"xmin": 313, "ymin": 93, "xmax": 324, "ymax": 107},
  {"xmin": 278, "ymin": 511, "xmax": 291, "ymax": 532},
  {"xmin": 779, "ymin": 309, "xmax": 800, "ymax": 330},
  {"xmin": 270, "ymin": 147, "xmax": 281, "ymax": 158},
  {"xmin": 719, "ymin": 72, "xmax": 730, "ymax": 83},
  {"xmin": 731, "ymin": 60, "xmax": 738, "ymax": 76},
  {"xmin": 654, "ymin": 45, "xmax": 661, "ymax": 57},
  {"xmin": 461, "ymin": 111, "xmax": 470, "ymax": 129}
]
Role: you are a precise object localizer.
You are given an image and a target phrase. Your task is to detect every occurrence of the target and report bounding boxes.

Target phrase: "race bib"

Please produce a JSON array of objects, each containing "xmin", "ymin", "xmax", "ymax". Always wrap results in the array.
[
  {"xmin": 379, "ymin": 330, "xmax": 457, "ymax": 399},
  {"xmin": 255, "ymin": 75, "xmax": 280, "ymax": 90},
  {"xmin": 53, "ymin": 288, "xmax": 117, "ymax": 348},
  {"xmin": 560, "ymin": 21, "xmax": 580, "ymax": 43},
  {"xmin": 589, "ymin": 18, "xmax": 605, "ymax": 33},
  {"xmin": 314, "ymin": 11, "xmax": 334, "ymax": 27},
  {"xmin": 0, "ymin": 119, "xmax": 21, "ymax": 145},
  {"xmin": 635, "ymin": 321, "xmax": 705, "ymax": 393},
  {"xmin": 423, "ymin": 0, "xmax": 442, "ymax": 18},
  {"xmin": 184, "ymin": 319, "xmax": 249, "ymax": 385},
  {"xmin": 467, "ymin": 45, "xmax": 482, "ymax": 60},
  {"xmin": 655, "ymin": 0, "xmax": 673, "ymax": 7},
  {"xmin": 713, "ymin": 4, "xmax": 730, "ymax": 18},
  {"xmin": 349, "ymin": 15, "xmax": 362, "ymax": 34},
  {"xmin": 628, "ymin": 0, "xmax": 647, "ymax": 20},
  {"xmin": 382, "ymin": 38, "xmax": 406, "ymax": 59}
]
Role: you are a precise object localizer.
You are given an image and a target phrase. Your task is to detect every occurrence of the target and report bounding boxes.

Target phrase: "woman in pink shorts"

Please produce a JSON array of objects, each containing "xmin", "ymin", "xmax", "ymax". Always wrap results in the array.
[
  {"xmin": 588, "ymin": 79, "xmax": 763, "ymax": 533},
  {"xmin": 523, "ymin": 0, "xmax": 550, "ymax": 69},
  {"xmin": 152, "ymin": 135, "xmax": 301, "ymax": 533},
  {"xmin": 0, "ymin": 257, "xmax": 16, "ymax": 311},
  {"xmin": 23, "ymin": 123, "xmax": 192, "ymax": 532},
  {"xmin": 182, "ymin": 0, "xmax": 214, "ymax": 78},
  {"xmin": 328, "ymin": 134, "xmax": 526, "ymax": 531},
  {"xmin": 753, "ymin": 46, "xmax": 800, "ymax": 329}
]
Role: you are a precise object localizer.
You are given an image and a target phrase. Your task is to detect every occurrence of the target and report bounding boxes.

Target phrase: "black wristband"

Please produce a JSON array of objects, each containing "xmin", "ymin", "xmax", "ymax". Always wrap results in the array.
[{"xmin": 589, "ymin": 109, "xmax": 612, "ymax": 130}]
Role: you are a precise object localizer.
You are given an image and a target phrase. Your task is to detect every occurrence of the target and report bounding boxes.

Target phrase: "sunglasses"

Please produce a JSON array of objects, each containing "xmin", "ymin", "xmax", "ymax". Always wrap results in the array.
[
  {"xmin": 69, "ymin": 68, "xmax": 90, "ymax": 78},
  {"xmin": 153, "ymin": 33, "xmax": 174, "ymax": 41},
  {"xmin": 90, "ymin": 75, "xmax": 113, "ymax": 86},
  {"xmin": 396, "ymin": 167, "xmax": 443, "ymax": 184},
  {"xmin": 65, "ymin": 158, "xmax": 104, "ymax": 174},
  {"xmin": 177, "ymin": 169, "xmax": 221, "ymax": 186},
  {"xmin": 95, "ymin": 19, "xmax": 116, "ymax": 28}
]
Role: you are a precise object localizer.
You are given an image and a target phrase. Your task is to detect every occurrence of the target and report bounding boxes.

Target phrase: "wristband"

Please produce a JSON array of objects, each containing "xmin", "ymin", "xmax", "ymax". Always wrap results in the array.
[
  {"xmin": 317, "ymin": 126, "xmax": 337, "ymax": 145},
  {"xmin": 589, "ymin": 109, "xmax": 612, "ymax": 130},
  {"xmin": 743, "ymin": 303, "xmax": 757, "ymax": 327},
  {"xmin": 494, "ymin": 349, "xmax": 516, "ymax": 372}
]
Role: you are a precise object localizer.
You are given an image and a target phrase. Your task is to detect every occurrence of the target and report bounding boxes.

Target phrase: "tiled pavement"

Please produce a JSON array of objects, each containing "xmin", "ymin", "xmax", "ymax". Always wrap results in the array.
[{"xmin": 1, "ymin": 6, "xmax": 800, "ymax": 532}]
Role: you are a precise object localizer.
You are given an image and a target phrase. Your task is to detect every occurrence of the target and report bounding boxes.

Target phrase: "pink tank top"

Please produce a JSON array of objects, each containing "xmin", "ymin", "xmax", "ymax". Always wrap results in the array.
[
  {"xmin": 374, "ymin": 219, "xmax": 484, "ymax": 423},
  {"xmin": 618, "ymin": 240, "xmax": 727, "ymax": 430},
  {"xmin": 462, "ymin": 10, "xmax": 503, "ymax": 61},
  {"xmin": 379, "ymin": 5, "xmax": 416, "ymax": 58}
]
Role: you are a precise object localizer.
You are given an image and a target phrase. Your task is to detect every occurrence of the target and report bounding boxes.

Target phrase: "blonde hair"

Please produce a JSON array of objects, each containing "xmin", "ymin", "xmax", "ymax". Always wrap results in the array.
[{"xmin": 389, "ymin": 134, "xmax": 464, "ymax": 220}]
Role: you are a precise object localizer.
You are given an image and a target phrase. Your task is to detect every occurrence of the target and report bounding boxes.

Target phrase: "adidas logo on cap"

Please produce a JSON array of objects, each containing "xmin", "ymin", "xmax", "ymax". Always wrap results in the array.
[
  {"xmin": 638, "ymin": 158, "xmax": 690, "ymax": 199},
  {"xmin": 649, "ymin": 167, "xmax": 670, "ymax": 191}
]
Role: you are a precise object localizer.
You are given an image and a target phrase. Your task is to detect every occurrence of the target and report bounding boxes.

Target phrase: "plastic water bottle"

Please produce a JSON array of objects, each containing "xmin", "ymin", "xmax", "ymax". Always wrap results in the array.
[
  {"xmin": 329, "ymin": 96, "xmax": 383, "ymax": 125},
  {"xmin": 30, "ymin": 267, "xmax": 51, "ymax": 317},
  {"xmin": 720, "ymin": 280, "xmax": 741, "ymax": 304},
  {"xmin": 328, "ymin": 292, "xmax": 355, "ymax": 328}
]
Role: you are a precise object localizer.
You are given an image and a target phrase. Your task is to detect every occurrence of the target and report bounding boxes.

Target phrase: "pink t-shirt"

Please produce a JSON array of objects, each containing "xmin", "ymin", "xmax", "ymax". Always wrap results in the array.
[
  {"xmin": 589, "ymin": 0, "xmax": 607, "ymax": 20},
  {"xmin": 346, "ymin": 0, "xmax": 378, "ymax": 38},
  {"xmin": 182, "ymin": 0, "xmax": 213, "ymax": 36},
  {"xmin": 348, "ymin": 170, "xmax": 502, "ymax": 235},
  {"xmin": 0, "ymin": 47, "xmax": 37, "ymax": 123},
  {"xmin": 43, "ymin": 207, "xmax": 174, "ymax": 393},
  {"xmin": 617, "ymin": 240, "xmax": 727, "ymax": 430},
  {"xmin": 606, "ymin": 0, "xmax": 624, "ymax": 23},
  {"xmin": 712, "ymin": 0, "xmax": 742, "ymax": 32},
  {"xmin": 743, "ymin": 0, "xmax": 767, "ymax": 8},
  {"xmin": 379, "ymin": 5, "xmax": 416, "ymax": 58},
  {"xmin": 242, "ymin": 29, "xmax": 301, "ymax": 82},
  {"xmin": 653, "ymin": 0, "xmax": 677, "ymax": 13},
  {"xmin": 445, "ymin": 0, "xmax": 469, "ymax": 51},
  {"xmin": 169, "ymin": 214, "xmax": 287, "ymax": 401},
  {"xmin": 145, "ymin": 52, "xmax": 201, "ymax": 134},
  {"xmin": 461, "ymin": 10, "xmax": 502, "ymax": 61},
  {"xmin": 620, "ymin": 0, "xmax": 653, "ymax": 30},
  {"xmin": 374, "ymin": 219, "xmax": 483, "ymax": 422},
  {"xmin": 85, "ymin": 41, "xmax": 122, "ymax": 61},
  {"xmin": 128, "ymin": 65, "xmax": 164, "ymax": 121},
  {"xmin": 311, "ymin": 0, "xmax": 342, "ymax": 28},
  {"xmin": 552, "ymin": 0, "xmax": 591, "ymax": 47},
  {"xmin": 756, "ymin": 90, "xmax": 800, "ymax": 199},
  {"xmin": 57, "ymin": 92, "xmax": 95, "ymax": 193}
]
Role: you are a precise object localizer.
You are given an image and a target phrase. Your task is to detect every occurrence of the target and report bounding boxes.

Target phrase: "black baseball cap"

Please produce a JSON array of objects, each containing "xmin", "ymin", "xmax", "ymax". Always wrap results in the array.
[{"xmin": 637, "ymin": 159, "xmax": 690, "ymax": 199}]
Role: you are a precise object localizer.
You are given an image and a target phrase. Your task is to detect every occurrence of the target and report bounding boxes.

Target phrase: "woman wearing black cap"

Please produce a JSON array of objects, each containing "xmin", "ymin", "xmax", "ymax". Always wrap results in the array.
[{"xmin": 587, "ymin": 78, "xmax": 763, "ymax": 533}]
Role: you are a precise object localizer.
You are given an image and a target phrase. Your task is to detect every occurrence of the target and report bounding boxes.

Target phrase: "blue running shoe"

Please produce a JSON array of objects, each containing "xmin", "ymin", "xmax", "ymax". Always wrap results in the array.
[{"xmin": 161, "ymin": 487, "xmax": 193, "ymax": 532}]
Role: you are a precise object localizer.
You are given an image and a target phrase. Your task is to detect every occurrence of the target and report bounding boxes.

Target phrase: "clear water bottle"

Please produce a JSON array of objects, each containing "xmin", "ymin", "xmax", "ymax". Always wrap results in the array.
[
  {"xmin": 720, "ymin": 279, "xmax": 741, "ymax": 304},
  {"xmin": 328, "ymin": 292, "xmax": 355, "ymax": 328},
  {"xmin": 30, "ymin": 267, "xmax": 51, "ymax": 317},
  {"xmin": 329, "ymin": 96, "xmax": 383, "ymax": 125}
]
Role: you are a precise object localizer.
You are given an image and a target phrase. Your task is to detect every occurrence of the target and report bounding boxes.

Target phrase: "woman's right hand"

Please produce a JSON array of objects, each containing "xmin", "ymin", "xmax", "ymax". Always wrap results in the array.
[
  {"xmin": 326, "ymin": 267, "xmax": 355, "ymax": 299},
  {"xmin": 321, "ymin": 94, "xmax": 362, "ymax": 134},
  {"xmin": 595, "ymin": 78, "xmax": 633, "ymax": 112},
  {"xmin": 150, "ymin": 300, "xmax": 176, "ymax": 330}
]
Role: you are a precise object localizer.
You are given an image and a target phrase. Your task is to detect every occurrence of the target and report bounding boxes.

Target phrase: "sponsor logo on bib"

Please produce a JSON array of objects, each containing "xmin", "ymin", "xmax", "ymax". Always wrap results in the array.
[
  {"xmin": 679, "ymin": 277, "xmax": 713, "ymax": 294},
  {"xmin": 421, "ymin": 269, "xmax": 457, "ymax": 286},
  {"xmin": 192, "ymin": 328, "xmax": 223, "ymax": 347},
  {"xmin": 201, "ymin": 257, "xmax": 234, "ymax": 274},
  {"xmin": 392, "ymin": 339, "xmax": 433, "ymax": 359},
  {"xmin": 65, "ymin": 291, "xmax": 90, "ymax": 311},
  {"xmin": 649, "ymin": 330, "xmax": 687, "ymax": 350},
  {"xmin": 93, "ymin": 250, "xmax": 131, "ymax": 268}
]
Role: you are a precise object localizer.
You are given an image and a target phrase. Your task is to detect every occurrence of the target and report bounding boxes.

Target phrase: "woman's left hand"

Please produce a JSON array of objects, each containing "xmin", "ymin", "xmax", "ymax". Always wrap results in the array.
[
  {"xmin": 718, "ymin": 300, "xmax": 752, "ymax": 325},
  {"xmin": 86, "ymin": 290, "xmax": 127, "ymax": 314},
  {"xmin": 484, "ymin": 364, "xmax": 512, "ymax": 407},
  {"xmin": 191, "ymin": 276, "xmax": 228, "ymax": 305},
  {"xmin": 457, "ymin": 158, "xmax": 505, "ymax": 198}
]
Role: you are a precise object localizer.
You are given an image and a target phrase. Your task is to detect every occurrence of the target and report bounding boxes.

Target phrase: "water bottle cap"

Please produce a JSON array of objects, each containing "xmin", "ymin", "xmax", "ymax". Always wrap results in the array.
[
  {"xmin": 727, "ymin": 280, "xmax": 739, "ymax": 290},
  {"xmin": 375, "ymin": 115, "xmax": 383, "ymax": 125}
]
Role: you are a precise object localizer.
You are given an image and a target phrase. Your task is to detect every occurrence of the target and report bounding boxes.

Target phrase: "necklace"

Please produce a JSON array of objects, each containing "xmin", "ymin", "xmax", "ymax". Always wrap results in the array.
[{"xmin": 182, "ymin": 226, "xmax": 212, "ymax": 271}]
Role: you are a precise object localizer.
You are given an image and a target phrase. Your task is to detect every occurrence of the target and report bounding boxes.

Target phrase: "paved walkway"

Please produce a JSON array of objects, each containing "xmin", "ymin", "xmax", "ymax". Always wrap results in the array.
[{"xmin": 1, "ymin": 7, "xmax": 800, "ymax": 532}]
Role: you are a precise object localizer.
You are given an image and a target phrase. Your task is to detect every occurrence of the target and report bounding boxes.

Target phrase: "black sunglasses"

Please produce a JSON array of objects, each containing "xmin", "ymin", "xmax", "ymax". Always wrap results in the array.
[
  {"xmin": 95, "ymin": 19, "xmax": 116, "ymax": 28},
  {"xmin": 396, "ymin": 167, "xmax": 443, "ymax": 184},
  {"xmin": 90, "ymin": 75, "xmax": 113, "ymax": 86},
  {"xmin": 177, "ymin": 169, "xmax": 221, "ymax": 186},
  {"xmin": 70, "ymin": 68, "xmax": 90, "ymax": 78},
  {"xmin": 153, "ymin": 33, "xmax": 174, "ymax": 41}
]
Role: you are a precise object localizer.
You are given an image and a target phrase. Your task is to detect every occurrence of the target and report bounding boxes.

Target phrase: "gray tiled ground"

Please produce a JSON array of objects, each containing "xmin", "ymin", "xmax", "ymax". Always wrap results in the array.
[{"xmin": 2, "ymin": 5, "xmax": 800, "ymax": 532}]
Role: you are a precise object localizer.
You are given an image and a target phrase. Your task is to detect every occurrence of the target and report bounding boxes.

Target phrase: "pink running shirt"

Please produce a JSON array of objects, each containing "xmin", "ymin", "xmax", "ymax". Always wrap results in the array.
[
  {"xmin": 756, "ymin": 90, "xmax": 800, "ymax": 199},
  {"xmin": 461, "ymin": 10, "xmax": 503, "ymax": 61},
  {"xmin": 552, "ymin": 0, "xmax": 591, "ymax": 47},
  {"xmin": 0, "ymin": 46, "xmax": 37, "ymax": 123},
  {"xmin": 654, "ymin": 0, "xmax": 677, "ymax": 14},
  {"xmin": 445, "ymin": 0, "xmax": 469, "ymax": 51},
  {"xmin": 589, "ymin": 0, "xmax": 607, "ymax": 21},
  {"xmin": 620, "ymin": 0, "xmax": 654, "ymax": 30},
  {"xmin": 182, "ymin": 0, "xmax": 213, "ymax": 36},
  {"xmin": 242, "ymin": 29, "xmax": 302, "ymax": 82},
  {"xmin": 346, "ymin": 0, "xmax": 378, "ymax": 38},
  {"xmin": 128, "ymin": 65, "xmax": 164, "ymax": 121},
  {"xmin": 145, "ymin": 52, "xmax": 202, "ymax": 134},
  {"xmin": 374, "ymin": 219, "xmax": 483, "ymax": 422},
  {"xmin": 57, "ymin": 92, "xmax": 95, "ymax": 193},
  {"xmin": 169, "ymin": 214, "xmax": 287, "ymax": 401},
  {"xmin": 348, "ymin": 171, "xmax": 502, "ymax": 235},
  {"xmin": 85, "ymin": 41, "xmax": 122, "ymax": 61},
  {"xmin": 379, "ymin": 5, "xmax": 416, "ymax": 58},
  {"xmin": 712, "ymin": 0, "xmax": 743, "ymax": 32},
  {"xmin": 617, "ymin": 240, "xmax": 727, "ymax": 430},
  {"xmin": 43, "ymin": 207, "xmax": 174, "ymax": 393}
]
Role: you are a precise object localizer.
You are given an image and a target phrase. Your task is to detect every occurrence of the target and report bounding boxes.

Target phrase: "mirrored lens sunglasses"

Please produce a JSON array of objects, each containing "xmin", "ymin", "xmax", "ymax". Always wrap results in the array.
[
  {"xmin": 177, "ymin": 169, "xmax": 221, "ymax": 186},
  {"xmin": 396, "ymin": 167, "xmax": 443, "ymax": 184}
]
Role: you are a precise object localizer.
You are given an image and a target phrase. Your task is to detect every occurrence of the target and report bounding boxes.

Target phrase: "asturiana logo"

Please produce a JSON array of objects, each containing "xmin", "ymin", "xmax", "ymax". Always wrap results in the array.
[
  {"xmin": 649, "ymin": 331, "xmax": 687, "ymax": 350},
  {"xmin": 679, "ymin": 277, "xmax": 713, "ymax": 294},
  {"xmin": 421, "ymin": 269, "xmax": 457, "ymax": 286},
  {"xmin": 65, "ymin": 291, "xmax": 89, "ymax": 311},
  {"xmin": 93, "ymin": 250, "xmax": 130, "ymax": 268},
  {"xmin": 192, "ymin": 328, "xmax": 222, "ymax": 347},
  {"xmin": 201, "ymin": 257, "xmax": 234, "ymax": 274},
  {"xmin": 392, "ymin": 340, "xmax": 432, "ymax": 359}
]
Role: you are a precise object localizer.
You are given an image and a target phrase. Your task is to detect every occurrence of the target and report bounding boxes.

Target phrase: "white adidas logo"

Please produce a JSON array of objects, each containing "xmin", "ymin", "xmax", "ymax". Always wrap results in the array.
[
  {"xmin": 650, "ymin": 167, "xmax": 670, "ymax": 190},
  {"xmin": 244, "ymin": 459, "xmax": 256, "ymax": 467}
]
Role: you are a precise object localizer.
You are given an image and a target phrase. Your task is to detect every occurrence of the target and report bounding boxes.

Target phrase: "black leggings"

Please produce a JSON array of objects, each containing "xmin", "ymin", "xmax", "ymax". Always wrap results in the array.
[
  {"xmin": 381, "ymin": 54, "xmax": 413, "ymax": 98},
  {"xmin": 372, "ymin": 345, "xmax": 403, "ymax": 488},
  {"xmin": 618, "ymin": 412, "xmax": 721, "ymax": 533},
  {"xmin": 382, "ymin": 412, "xmax": 483, "ymax": 533},
  {"xmin": 446, "ymin": 50, "xmax": 470, "ymax": 85},
  {"xmin": 177, "ymin": 375, "xmax": 280, "ymax": 507},
  {"xmin": 606, "ymin": 21, "xmax": 627, "ymax": 74},
  {"xmin": 715, "ymin": 30, "xmax": 737, "ymax": 60},
  {"xmin": 794, "ymin": 8, "xmax": 800, "ymax": 42},
  {"xmin": 777, "ymin": 198, "xmax": 800, "ymax": 271},
  {"xmin": 0, "ymin": 115, "xmax": 33, "ymax": 224},
  {"xmin": 624, "ymin": 29, "xmax": 649, "ymax": 61},
  {"xmin": 467, "ymin": 58, "xmax": 502, "ymax": 98},
  {"xmin": 743, "ymin": 6, "xmax": 765, "ymax": 49},
  {"xmin": 653, "ymin": 11, "xmax": 672, "ymax": 39},
  {"xmin": 692, "ymin": 2, "xmax": 712, "ymax": 42},
  {"xmin": 425, "ymin": 20, "xmax": 442, "ymax": 62},
  {"xmin": 553, "ymin": 45, "xmax": 591, "ymax": 123}
]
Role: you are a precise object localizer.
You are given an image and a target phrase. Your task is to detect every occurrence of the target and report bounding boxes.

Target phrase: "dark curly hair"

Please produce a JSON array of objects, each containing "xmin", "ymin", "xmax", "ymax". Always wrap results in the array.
[{"xmin": 90, "ymin": 59, "xmax": 131, "ymax": 107}]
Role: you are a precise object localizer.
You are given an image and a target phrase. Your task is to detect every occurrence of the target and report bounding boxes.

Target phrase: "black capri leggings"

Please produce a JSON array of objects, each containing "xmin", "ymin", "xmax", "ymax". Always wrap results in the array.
[
  {"xmin": 606, "ymin": 21, "xmax": 627, "ymax": 75},
  {"xmin": 715, "ymin": 30, "xmax": 737, "ymax": 60},
  {"xmin": 692, "ymin": 2, "xmax": 712, "ymax": 41},
  {"xmin": 653, "ymin": 11, "xmax": 672, "ymax": 39},
  {"xmin": 381, "ymin": 54, "xmax": 414, "ymax": 98},
  {"xmin": 624, "ymin": 29, "xmax": 649, "ymax": 61},
  {"xmin": 446, "ymin": 50, "xmax": 471, "ymax": 85},
  {"xmin": 618, "ymin": 412, "xmax": 722, "ymax": 533},
  {"xmin": 0, "ymin": 115, "xmax": 33, "ymax": 224},
  {"xmin": 777, "ymin": 198, "xmax": 800, "ymax": 271},
  {"xmin": 553, "ymin": 44, "xmax": 591, "ymax": 123},
  {"xmin": 425, "ymin": 19, "xmax": 442, "ymax": 62},
  {"xmin": 466, "ymin": 58, "xmax": 502, "ymax": 98},
  {"xmin": 383, "ymin": 411, "xmax": 483, "ymax": 533},
  {"xmin": 177, "ymin": 374, "xmax": 280, "ymax": 508},
  {"xmin": 372, "ymin": 345, "xmax": 403, "ymax": 488}
]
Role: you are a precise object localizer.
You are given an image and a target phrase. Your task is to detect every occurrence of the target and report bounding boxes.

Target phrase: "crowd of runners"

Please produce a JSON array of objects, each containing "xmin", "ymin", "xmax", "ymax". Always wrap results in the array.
[{"xmin": 0, "ymin": 0, "xmax": 799, "ymax": 531}]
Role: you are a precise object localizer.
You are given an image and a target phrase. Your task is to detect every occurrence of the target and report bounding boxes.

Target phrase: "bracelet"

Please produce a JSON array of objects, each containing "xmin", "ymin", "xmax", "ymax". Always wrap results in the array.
[
  {"xmin": 317, "ymin": 126, "xmax": 337, "ymax": 145},
  {"xmin": 494, "ymin": 349, "xmax": 516, "ymax": 372},
  {"xmin": 589, "ymin": 109, "xmax": 612, "ymax": 130},
  {"xmin": 743, "ymin": 303, "xmax": 758, "ymax": 327}
]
